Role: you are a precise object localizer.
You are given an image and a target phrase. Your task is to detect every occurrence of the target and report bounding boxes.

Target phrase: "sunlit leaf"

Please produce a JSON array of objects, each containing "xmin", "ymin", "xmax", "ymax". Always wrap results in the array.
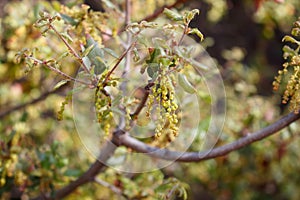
[
  {"xmin": 103, "ymin": 48, "xmax": 118, "ymax": 58},
  {"xmin": 184, "ymin": 9, "xmax": 200, "ymax": 23},
  {"xmin": 53, "ymin": 79, "xmax": 69, "ymax": 90},
  {"xmin": 178, "ymin": 73, "xmax": 196, "ymax": 94},
  {"xmin": 64, "ymin": 169, "xmax": 81, "ymax": 177},
  {"xmin": 61, "ymin": 32, "xmax": 73, "ymax": 43},
  {"xmin": 82, "ymin": 44, "xmax": 95, "ymax": 57},
  {"xmin": 59, "ymin": 13, "xmax": 78, "ymax": 26},
  {"xmin": 163, "ymin": 8, "xmax": 183, "ymax": 22},
  {"xmin": 85, "ymin": 35, "xmax": 107, "ymax": 75},
  {"xmin": 188, "ymin": 28, "xmax": 204, "ymax": 41},
  {"xmin": 282, "ymin": 36, "xmax": 300, "ymax": 45},
  {"xmin": 147, "ymin": 63, "xmax": 159, "ymax": 78}
]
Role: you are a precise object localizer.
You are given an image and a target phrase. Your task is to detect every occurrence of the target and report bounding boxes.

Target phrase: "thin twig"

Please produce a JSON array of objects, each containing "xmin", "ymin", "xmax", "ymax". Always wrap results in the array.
[
  {"xmin": 103, "ymin": 41, "xmax": 136, "ymax": 85},
  {"xmin": 178, "ymin": 24, "xmax": 188, "ymax": 46},
  {"xmin": 130, "ymin": 82, "xmax": 154, "ymax": 119},
  {"xmin": 125, "ymin": 0, "xmax": 131, "ymax": 28},
  {"xmin": 117, "ymin": 0, "xmax": 133, "ymax": 129},
  {"xmin": 100, "ymin": 30, "xmax": 113, "ymax": 37},
  {"xmin": 123, "ymin": 0, "xmax": 132, "ymax": 80},
  {"xmin": 49, "ymin": 24, "xmax": 91, "ymax": 74},
  {"xmin": 27, "ymin": 56, "xmax": 90, "ymax": 86}
]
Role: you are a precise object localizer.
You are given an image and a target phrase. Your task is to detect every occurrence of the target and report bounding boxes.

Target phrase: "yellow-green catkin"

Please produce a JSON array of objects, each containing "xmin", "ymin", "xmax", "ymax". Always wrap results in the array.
[
  {"xmin": 147, "ymin": 68, "xmax": 180, "ymax": 147},
  {"xmin": 94, "ymin": 73, "xmax": 114, "ymax": 136},
  {"xmin": 273, "ymin": 56, "xmax": 300, "ymax": 114},
  {"xmin": 57, "ymin": 94, "xmax": 72, "ymax": 121},
  {"xmin": 273, "ymin": 18, "xmax": 300, "ymax": 114}
]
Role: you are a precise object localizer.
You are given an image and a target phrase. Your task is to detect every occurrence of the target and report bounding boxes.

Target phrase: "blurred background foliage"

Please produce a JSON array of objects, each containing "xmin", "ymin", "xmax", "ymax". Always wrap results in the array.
[{"xmin": 0, "ymin": 0, "xmax": 300, "ymax": 199}]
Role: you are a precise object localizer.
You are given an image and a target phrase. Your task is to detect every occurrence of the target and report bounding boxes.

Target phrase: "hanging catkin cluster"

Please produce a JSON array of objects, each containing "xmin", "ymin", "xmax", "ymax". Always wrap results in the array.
[
  {"xmin": 273, "ymin": 18, "xmax": 300, "ymax": 113},
  {"xmin": 146, "ymin": 65, "xmax": 180, "ymax": 147},
  {"xmin": 95, "ymin": 72, "xmax": 117, "ymax": 135}
]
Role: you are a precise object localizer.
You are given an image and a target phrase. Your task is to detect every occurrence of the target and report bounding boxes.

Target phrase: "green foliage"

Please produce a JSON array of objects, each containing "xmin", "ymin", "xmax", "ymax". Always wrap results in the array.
[
  {"xmin": 93, "ymin": 169, "xmax": 188, "ymax": 200},
  {"xmin": 0, "ymin": 131, "xmax": 71, "ymax": 198},
  {"xmin": 84, "ymin": 35, "xmax": 107, "ymax": 74},
  {"xmin": 164, "ymin": 8, "xmax": 203, "ymax": 41}
]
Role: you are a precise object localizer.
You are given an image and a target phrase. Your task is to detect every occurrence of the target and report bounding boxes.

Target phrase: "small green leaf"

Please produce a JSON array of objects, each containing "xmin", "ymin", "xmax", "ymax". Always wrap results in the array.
[
  {"xmin": 282, "ymin": 36, "xmax": 300, "ymax": 45},
  {"xmin": 82, "ymin": 44, "xmax": 95, "ymax": 57},
  {"xmin": 147, "ymin": 63, "xmax": 159, "ymax": 78},
  {"xmin": 94, "ymin": 56, "xmax": 107, "ymax": 75},
  {"xmin": 85, "ymin": 35, "xmax": 107, "ymax": 75},
  {"xmin": 291, "ymin": 28, "xmax": 300, "ymax": 37},
  {"xmin": 54, "ymin": 80, "xmax": 69, "ymax": 89},
  {"xmin": 160, "ymin": 57, "xmax": 171, "ymax": 66},
  {"xmin": 184, "ymin": 9, "xmax": 200, "ymax": 23},
  {"xmin": 178, "ymin": 73, "xmax": 196, "ymax": 94},
  {"xmin": 61, "ymin": 32, "xmax": 73, "ymax": 43},
  {"xmin": 188, "ymin": 28, "xmax": 204, "ymax": 41},
  {"xmin": 132, "ymin": 47, "xmax": 140, "ymax": 62},
  {"xmin": 57, "ymin": 52, "xmax": 70, "ymax": 61},
  {"xmin": 140, "ymin": 63, "xmax": 147, "ymax": 74},
  {"xmin": 103, "ymin": 48, "xmax": 118, "ymax": 58},
  {"xmin": 59, "ymin": 13, "xmax": 78, "ymax": 26},
  {"xmin": 140, "ymin": 21, "xmax": 159, "ymax": 28},
  {"xmin": 40, "ymin": 27, "xmax": 50, "ymax": 36},
  {"xmin": 64, "ymin": 169, "xmax": 81, "ymax": 177},
  {"xmin": 82, "ymin": 56, "xmax": 91, "ymax": 70},
  {"xmin": 282, "ymin": 45, "xmax": 297, "ymax": 57},
  {"xmin": 39, "ymin": 11, "xmax": 46, "ymax": 18},
  {"xmin": 153, "ymin": 37, "xmax": 170, "ymax": 49},
  {"xmin": 102, "ymin": 0, "xmax": 117, "ymax": 9},
  {"xmin": 112, "ymin": 94, "xmax": 123, "ymax": 106},
  {"xmin": 197, "ymin": 91, "xmax": 211, "ymax": 104},
  {"xmin": 146, "ymin": 48, "xmax": 161, "ymax": 64},
  {"xmin": 163, "ymin": 8, "xmax": 183, "ymax": 21}
]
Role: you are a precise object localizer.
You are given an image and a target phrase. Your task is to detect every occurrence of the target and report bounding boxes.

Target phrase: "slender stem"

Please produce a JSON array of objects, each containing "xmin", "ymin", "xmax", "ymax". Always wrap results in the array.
[
  {"xmin": 49, "ymin": 24, "xmax": 91, "ymax": 74},
  {"xmin": 100, "ymin": 30, "xmax": 113, "ymax": 38},
  {"xmin": 130, "ymin": 82, "xmax": 154, "ymax": 119},
  {"xmin": 27, "ymin": 56, "xmax": 90, "ymax": 86},
  {"xmin": 103, "ymin": 41, "xmax": 136, "ymax": 85},
  {"xmin": 123, "ymin": 0, "xmax": 132, "ymax": 80},
  {"xmin": 178, "ymin": 24, "xmax": 188, "ymax": 46},
  {"xmin": 125, "ymin": 0, "xmax": 131, "ymax": 27}
]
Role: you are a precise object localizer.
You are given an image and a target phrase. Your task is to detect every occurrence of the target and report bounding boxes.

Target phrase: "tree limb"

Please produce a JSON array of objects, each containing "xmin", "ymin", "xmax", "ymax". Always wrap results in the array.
[
  {"xmin": 118, "ymin": 111, "xmax": 300, "ymax": 162},
  {"xmin": 30, "ymin": 111, "xmax": 300, "ymax": 199}
]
